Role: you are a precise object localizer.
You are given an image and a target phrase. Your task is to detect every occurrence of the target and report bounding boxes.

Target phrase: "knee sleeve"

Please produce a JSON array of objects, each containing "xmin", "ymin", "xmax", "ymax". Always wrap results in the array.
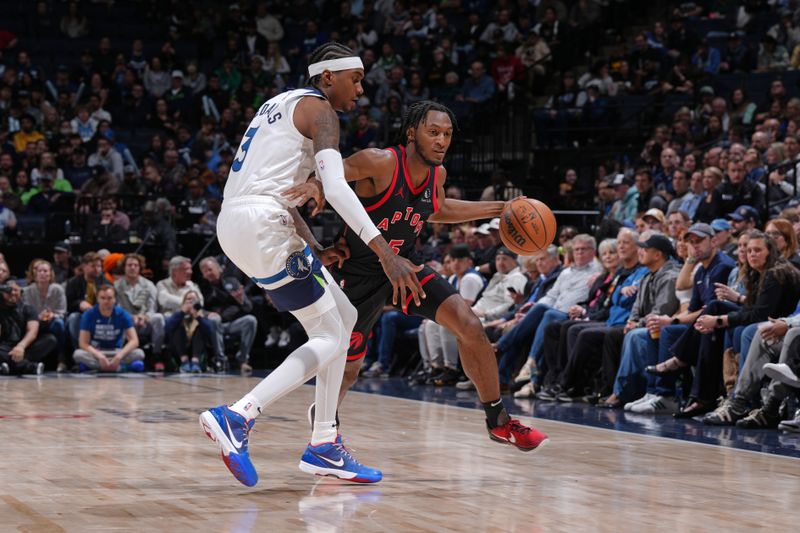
[{"xmin": 299, "ymin": 310, "xmax": 350, "ymax": 366}]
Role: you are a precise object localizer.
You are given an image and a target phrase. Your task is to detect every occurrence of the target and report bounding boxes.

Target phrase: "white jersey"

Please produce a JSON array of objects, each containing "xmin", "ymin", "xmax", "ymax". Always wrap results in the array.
[{"xmin": 223, "ymin": 87, "xmax": 326, "ymax": 204}]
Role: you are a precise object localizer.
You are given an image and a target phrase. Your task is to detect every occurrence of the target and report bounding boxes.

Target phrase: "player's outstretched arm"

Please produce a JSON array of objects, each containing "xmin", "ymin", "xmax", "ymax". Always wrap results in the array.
[
  {"xmin": 428, "ymin": 168, "xmax": 524, "ymax": 223},
  {"xmin": 294, "ymin": 97, "xmax": 425, "ymax": 310}
]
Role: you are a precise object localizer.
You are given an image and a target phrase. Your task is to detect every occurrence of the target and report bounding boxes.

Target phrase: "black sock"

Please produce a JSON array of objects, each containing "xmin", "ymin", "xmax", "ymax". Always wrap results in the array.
[{"xmin": 483, "ymin": 398, "xmax": 509, "ymax": 428}]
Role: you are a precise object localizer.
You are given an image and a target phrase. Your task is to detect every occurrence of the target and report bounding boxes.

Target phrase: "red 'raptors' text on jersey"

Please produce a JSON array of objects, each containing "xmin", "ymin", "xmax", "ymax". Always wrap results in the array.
[{"xmin": 335, "ymin": 145, "xmax": 440, "ymax": 279}]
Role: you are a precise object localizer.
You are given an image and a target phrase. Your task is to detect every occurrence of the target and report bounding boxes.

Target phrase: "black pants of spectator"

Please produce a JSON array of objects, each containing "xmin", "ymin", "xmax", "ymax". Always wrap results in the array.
[
  {"xmin": 168, "ymin": 328, "xmax": 214, "ymax": 369},
  {"xmin": 600, "ymin": 326, "xmax": 626, "ymax": 397},
  {"xmin": 541, "ymin": 319, "xmax": 595, "ymax": 388},
  {"xmin": 0, "ymin": 335, "xmax": 57, "ymax": 374},
  {"xmin": 559, "ymin": 321, "xmax": 613, "ymax": 395},
  {"xmin": 671, "ymin": 300, "xmax": 736, "ymax": 404}
]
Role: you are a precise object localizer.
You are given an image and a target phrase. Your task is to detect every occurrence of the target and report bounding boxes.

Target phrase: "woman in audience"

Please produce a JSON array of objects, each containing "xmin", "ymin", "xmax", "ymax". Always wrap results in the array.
[
  {"xmin": 693, "ymin": 166, "xmax": 724, "ymax": 223},
  {"xmin": 653, "ymin": 231, "xmax": 800, "ymax": 417},
  {"xmin": 164, "ymin": 290, "xmax": 218, "ymax": 373},
  {"xmin": 22, "ymin": 259, "xmax": 67, "ymax": 371},
  {"xmin": 765, "ymin": 218, "xmax": 800, "ymax": 269}
]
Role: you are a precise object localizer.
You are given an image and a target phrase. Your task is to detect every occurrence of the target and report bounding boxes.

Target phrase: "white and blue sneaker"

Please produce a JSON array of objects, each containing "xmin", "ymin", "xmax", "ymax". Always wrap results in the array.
[
  {"xmin": 199, "ymin": 406, "xmax": 258, "ymax": 487},
  {"xmin": 299, "ymin": 438, "xmax": 382, "ymax": 483}
]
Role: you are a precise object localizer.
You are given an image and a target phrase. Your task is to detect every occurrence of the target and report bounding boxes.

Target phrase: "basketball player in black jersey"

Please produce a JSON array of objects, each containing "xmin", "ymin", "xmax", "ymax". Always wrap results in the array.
[{"xmin": 285, "ymin": 101, "xmax": 548, "ymax": 451}]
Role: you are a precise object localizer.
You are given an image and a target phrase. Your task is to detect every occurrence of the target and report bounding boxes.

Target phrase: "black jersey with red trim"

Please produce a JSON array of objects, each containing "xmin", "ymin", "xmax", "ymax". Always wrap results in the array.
[{"xmin": 335, "ymin": 145, "xmax": 440, "ymax": 279}]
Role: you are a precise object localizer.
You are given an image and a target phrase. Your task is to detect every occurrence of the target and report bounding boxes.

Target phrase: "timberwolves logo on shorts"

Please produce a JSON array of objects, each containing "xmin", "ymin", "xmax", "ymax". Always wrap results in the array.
[{"xmin": 286, "ymin": 251, "xmax": 311, "ymax": 279}]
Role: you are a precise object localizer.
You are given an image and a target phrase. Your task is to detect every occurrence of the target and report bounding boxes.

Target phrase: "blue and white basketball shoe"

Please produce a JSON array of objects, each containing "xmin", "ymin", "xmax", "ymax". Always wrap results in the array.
[
  {"xmin": 299, "ymin": 438, "xmax": 382, "ymax": 483},
  {"xmin": 199, "ymin": 406, "xmax": 258, "ymax": 487}
]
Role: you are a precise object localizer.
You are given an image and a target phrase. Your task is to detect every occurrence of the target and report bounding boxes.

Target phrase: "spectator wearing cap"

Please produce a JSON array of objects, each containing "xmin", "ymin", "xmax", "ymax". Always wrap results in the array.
[
  {"xmin": 27, "ymin": 169, "xmax": 73, "ymax": 215},
  {"xmin": 609, "ymin": 174, "xmax": 638, "ymax": 223},
  {"xmin": 720, "ymin": 32, "xmax": 754, "ymax": 73},
  {"xmin": 12, "ymin": 114, "xmax": 44, "ymax": 153},
  {"xmin": 710, "ymin": 218, "xmax": 737, "ymax": 256},
  {"xmin": 642, "ymin": 208, "xmax": 666, "ymax": 233},
  {"xmin": 165, "ymin": 70, "xmax": 191, "ymax": 120},
  {"xmin": 52, "ymin": 241, "xmax": 77, "ymax": 284},
  {"xmin": 473, "ymin": 222, "xmax": 497, "ymax": 270},
  {"xmin": 656, "ymin": 230, "xmax": 800, "ymax": 418},
  {"xmin": 598, "ymin": 231, "xmax": 681, "ymax": 408},
  {"xmin": 418, "ymin": 244, "xmax": 486, "ymax": 386},
  {"xmin": 496, "ymin": 234, "xmax": 602, "ymax": 389},
  {"xmin": 622, "ymin": 223, "xmax": 734, "ymax": 414},
  {"xmin": 472, "ymin": 247, "xmax": 528, "ymax": 322},
  {"xmin": 718, "ymin": 159, "xmax": 764, "ymax": 216},
  {"xmin": 727, "ymin": 205, "xmax": 760, "ymax": 237}
]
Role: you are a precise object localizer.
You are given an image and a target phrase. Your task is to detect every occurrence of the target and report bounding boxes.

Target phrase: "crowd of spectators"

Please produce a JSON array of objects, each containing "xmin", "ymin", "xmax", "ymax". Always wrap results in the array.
[{"xmin": 3, "ymin": 2, "xmax": 800, "ymax": 435}]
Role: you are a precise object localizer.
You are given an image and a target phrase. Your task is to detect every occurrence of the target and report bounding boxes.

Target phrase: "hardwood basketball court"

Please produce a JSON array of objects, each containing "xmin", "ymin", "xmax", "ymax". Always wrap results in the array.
[{"xmin": 1, "ymin": 374, "xmax": 798, "ymax": 532}]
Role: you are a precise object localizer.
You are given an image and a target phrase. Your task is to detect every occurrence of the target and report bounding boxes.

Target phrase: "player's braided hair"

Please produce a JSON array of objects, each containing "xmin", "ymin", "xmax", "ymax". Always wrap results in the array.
[
  {"xmin": 398, "ymin": 100, "xmax": 458, "ymax": 145},
  {"xmin": 307, "ymin": 42, "xmax": 358, "ymax": 87}
]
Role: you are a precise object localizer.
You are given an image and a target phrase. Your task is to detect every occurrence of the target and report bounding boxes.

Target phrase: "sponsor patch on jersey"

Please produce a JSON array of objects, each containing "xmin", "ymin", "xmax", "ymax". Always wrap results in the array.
[{"xmin": 286, "ymin": 251, "xmax": 311, "ymax": 279}]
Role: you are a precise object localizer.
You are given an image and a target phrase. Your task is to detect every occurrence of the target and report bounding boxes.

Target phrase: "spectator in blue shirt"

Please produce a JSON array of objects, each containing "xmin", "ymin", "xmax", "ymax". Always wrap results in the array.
[
  {"xmin": 691, "ymin": 39, "xmax": 721, "ymax": 74},
  {"xmin": 72, "ymin": 285, "xmax": 144, "ymax": 372},
  {"xmin": 457, "ymin": 61, "xmax": 496, "ymax": 104}
]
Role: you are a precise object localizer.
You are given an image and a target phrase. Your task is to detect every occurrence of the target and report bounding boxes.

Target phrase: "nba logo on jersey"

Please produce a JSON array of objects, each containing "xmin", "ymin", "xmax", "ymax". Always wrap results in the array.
[{"xmin": 286, "ymin": 251, "xmax": 311, "ymax": 279}]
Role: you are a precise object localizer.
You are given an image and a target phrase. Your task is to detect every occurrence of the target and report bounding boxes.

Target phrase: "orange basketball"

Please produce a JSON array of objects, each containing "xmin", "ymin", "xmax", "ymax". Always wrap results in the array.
[{"xmin": 499, "ymin": 198, "xmax": 557, "ymax": 255}]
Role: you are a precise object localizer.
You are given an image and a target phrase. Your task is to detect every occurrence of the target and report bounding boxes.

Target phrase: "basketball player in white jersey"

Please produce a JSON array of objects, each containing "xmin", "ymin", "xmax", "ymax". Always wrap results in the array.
[{"xmin": 199, "ymin": 43, "xmax": 425, "ymax": 486}]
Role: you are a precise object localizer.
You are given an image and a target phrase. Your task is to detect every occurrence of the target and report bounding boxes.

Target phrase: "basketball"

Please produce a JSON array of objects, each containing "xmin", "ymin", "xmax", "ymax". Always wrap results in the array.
[{"xmin": 499, "ymin": 198, "xmax": 557, "ymax": 255}]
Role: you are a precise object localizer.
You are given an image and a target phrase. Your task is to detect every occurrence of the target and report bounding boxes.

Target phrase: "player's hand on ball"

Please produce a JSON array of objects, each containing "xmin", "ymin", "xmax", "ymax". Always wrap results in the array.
[{"xmin": 282, "ymin": 177, "xmax": 326, "ymax": 215}]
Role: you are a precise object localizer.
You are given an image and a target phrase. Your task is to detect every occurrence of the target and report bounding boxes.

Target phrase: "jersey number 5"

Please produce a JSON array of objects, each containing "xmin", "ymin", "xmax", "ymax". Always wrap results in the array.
[
  {"xmin": 232, "ymin": 126, "xmax": 260, "ymax": 172},
  {"xmin": 388, "ymin": 239, "xmax": 404, "ymax": 254}
]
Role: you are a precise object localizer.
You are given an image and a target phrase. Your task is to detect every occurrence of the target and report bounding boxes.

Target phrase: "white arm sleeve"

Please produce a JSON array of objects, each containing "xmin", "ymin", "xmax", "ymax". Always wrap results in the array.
[{"xmin": 315, "ymin": 148, "xmax": 381, "ymax": 246}]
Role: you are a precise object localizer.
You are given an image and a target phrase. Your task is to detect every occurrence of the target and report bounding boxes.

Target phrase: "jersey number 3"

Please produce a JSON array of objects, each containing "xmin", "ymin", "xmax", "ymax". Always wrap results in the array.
[{"xmin": 232, "ymin": 126, "xmax": 260, "ymax": 172}]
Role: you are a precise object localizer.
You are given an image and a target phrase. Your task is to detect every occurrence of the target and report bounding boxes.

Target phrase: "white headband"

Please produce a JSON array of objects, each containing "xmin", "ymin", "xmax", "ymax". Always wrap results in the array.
[{"xmin": 308, "ymin": 57, "xmax": 364, "ymax": 77}]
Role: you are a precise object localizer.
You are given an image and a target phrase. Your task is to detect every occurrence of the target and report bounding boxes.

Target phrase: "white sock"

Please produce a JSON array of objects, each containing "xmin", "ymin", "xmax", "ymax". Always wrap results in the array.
[
  {"xmin": 311, "ymin": 421, "xmax": 338, "ymax": 445},
  {"xmin": 230, "ymin": 393, "xmax": 262, "ymax": 420},
  {"xmin": 310, "ymin": 338, "xmax": 346, "ymax": 445}
]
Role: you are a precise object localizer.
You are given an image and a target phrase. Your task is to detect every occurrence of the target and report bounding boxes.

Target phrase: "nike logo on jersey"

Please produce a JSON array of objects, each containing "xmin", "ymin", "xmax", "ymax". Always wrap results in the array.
[
  {"xmin": 313, "ymin": 453, "xmax": 345, "ymax": 467},
  {"xmin": 225, "ymin": 417, "xmax": 243, "ymax": 449}
]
